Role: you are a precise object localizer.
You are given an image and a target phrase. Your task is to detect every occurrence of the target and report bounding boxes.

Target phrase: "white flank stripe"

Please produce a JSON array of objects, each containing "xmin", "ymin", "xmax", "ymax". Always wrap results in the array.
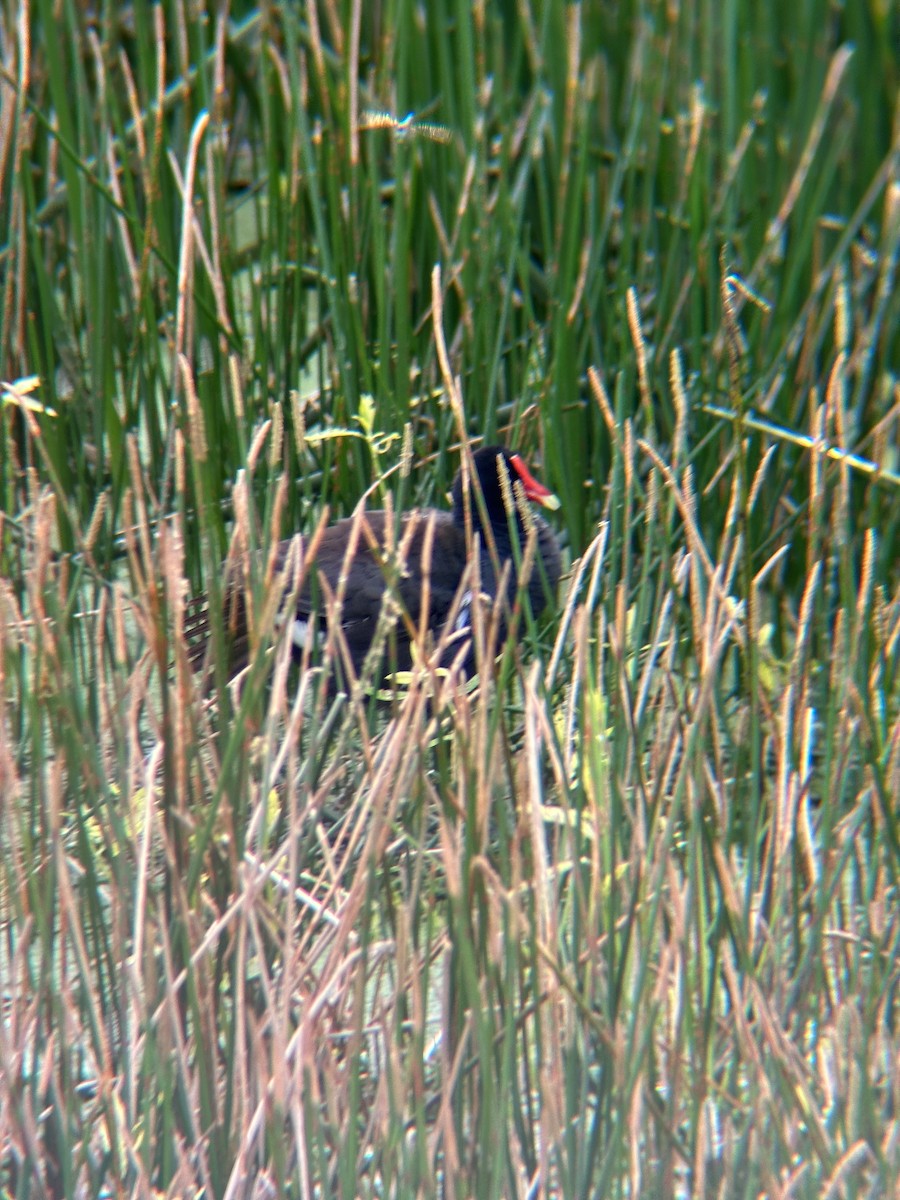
[{"xmin": 454, "ymin": 590, "xmax": 473, "ymax": 634}]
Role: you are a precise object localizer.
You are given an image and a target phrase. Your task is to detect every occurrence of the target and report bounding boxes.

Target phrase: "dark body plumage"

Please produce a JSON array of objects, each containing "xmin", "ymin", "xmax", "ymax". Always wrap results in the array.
[{"xmin": 188, "ymin": 447, "xmax": 562, "ymax": 684}]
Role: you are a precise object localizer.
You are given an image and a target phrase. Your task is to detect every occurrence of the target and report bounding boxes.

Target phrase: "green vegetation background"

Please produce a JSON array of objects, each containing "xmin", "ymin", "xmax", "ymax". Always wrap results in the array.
[{"xmin": 0, "ymin": 1, "xmax": 898, "ymax": 1196}]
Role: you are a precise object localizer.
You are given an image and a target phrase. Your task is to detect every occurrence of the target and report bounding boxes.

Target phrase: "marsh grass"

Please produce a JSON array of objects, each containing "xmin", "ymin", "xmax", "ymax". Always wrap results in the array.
[{"xmin": 1, "ymin": 1, "xmax": 898, "ymax": 1196}]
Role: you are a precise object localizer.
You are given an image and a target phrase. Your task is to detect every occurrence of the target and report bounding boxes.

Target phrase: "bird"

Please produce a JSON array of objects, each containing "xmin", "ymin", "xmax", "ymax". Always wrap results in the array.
[{"xmin": 186, "ymin": 446, "xmax": 562, "ymax": 688}]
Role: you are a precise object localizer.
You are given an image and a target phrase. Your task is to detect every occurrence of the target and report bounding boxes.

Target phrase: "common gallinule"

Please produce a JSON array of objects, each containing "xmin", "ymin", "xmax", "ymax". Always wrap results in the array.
[{"xmin": 188, "ymin": 446, "xmax": 562, "ymax": 685}]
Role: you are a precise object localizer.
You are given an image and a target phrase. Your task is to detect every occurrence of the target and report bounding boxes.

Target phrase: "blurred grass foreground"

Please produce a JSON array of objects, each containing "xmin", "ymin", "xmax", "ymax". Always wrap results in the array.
[{"xmin": 1, "ymin": 1, "xmax": 898, "ymax": 1196}]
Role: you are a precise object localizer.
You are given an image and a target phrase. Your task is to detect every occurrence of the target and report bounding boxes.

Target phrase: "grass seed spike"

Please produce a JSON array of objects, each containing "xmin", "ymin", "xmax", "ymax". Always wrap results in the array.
[{"xmin": 359, "ymin": 109, "xmax": 453, "ymax": 144}]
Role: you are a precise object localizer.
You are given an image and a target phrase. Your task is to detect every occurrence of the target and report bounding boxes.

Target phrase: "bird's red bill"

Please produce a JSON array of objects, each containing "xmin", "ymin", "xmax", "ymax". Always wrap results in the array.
[{"xmin": 509, "ymin": 454, "xmax": 561, "ymax": 511}]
